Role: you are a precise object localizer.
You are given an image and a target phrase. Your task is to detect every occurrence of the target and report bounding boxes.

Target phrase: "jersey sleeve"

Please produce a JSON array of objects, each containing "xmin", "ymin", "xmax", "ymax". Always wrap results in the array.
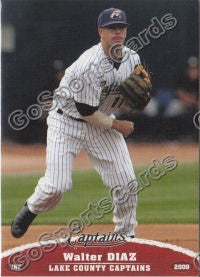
[
  {"xmin": 132, "ymin": 52, "xmax": 141, "ymax": 67},
  {"xmin": 75, "ymin": 101, "xmax": 99, "ymax": 116}
]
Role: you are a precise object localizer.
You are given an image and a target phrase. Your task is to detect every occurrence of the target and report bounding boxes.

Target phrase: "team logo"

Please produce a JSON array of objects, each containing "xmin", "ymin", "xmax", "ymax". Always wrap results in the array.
[
  {"xmin": 67, "ymin": 232, "xmax": 126, "ymax": 248},
  {"xmin": 110, "ymin": 9, "xmax": 122, "ymax": 19}
]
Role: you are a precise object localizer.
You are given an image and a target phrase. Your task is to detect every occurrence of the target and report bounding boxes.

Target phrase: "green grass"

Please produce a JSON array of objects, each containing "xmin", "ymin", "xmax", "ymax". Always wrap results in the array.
[{"xmin": 2, "ymin": 162, "xmax": 198, "ymax": 225}]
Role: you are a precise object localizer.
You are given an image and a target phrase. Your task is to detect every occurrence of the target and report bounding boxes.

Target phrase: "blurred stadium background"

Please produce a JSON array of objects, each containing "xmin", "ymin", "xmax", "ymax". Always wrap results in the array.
[
  {"xmin": 2, "ymin": 0, "xmax": 199, "ymax": 143},
  {"xmin": 1, "ymin": 0, "xmax": 199, "ymax": 251}
]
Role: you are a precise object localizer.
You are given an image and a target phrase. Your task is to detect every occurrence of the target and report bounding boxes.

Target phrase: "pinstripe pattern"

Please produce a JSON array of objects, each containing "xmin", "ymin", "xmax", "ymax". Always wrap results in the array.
[
  {"xmin": 55, "ymin": 43, "xmax": 140, "ymax": 118},
  {"xmin": 85, "ymin": 126, "xmax": 137, "ymax": 235},
  {"xmin": 27, "ymin": 42, "xmax": 140, "ymax": 236}
]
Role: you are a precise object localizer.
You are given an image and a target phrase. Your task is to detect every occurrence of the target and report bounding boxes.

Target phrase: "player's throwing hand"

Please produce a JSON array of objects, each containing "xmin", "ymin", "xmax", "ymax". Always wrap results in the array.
[{"xmin": 112, "ymin": 119, "xmax": 134, "ymax": 137}]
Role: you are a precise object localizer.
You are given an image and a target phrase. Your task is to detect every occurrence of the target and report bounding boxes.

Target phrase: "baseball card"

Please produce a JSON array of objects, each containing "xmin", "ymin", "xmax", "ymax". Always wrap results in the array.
[{"xmin": 1, "ymin": 0, "xmax": 199, "ymax": 276}]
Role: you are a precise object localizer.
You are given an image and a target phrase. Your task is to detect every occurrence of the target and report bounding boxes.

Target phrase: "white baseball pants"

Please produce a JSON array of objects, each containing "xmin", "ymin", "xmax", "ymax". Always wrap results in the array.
[{"xmin": 27, "ymin": 110, "xmax": 138, "ymax": 236}]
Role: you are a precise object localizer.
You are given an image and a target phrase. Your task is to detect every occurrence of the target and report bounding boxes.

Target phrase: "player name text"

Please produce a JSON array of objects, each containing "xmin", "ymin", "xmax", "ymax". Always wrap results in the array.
[{"xmin": 63, "ymin": 252, "xmax": 137, "ymax": 261}]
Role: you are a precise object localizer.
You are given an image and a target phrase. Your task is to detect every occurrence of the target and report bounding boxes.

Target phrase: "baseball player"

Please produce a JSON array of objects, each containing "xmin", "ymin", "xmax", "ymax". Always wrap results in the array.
[{"xmin": 11, "ymin": 8, "xmax": 151, "ymax": 239}]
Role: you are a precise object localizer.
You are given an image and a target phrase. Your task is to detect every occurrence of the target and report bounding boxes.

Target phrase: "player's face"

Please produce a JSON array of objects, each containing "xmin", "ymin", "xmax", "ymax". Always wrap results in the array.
[{"xmin": 98, "ymin": 25, "xmax": 127, "ymax": 47}]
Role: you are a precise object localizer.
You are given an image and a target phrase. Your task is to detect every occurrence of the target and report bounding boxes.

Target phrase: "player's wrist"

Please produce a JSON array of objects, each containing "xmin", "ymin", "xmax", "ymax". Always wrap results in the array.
[
  {"xmin": 81, "ymin": 111, "xmax": 114, "ymax": 129},
  {"xmin": 112, "ymin": 119, "xmax": 119, "ymax": 129}
]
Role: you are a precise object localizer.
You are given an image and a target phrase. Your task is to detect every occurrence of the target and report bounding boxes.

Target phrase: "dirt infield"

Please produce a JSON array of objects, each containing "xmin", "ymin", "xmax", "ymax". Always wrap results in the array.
[
  {"xmin": 2, "ymin": 224, "xmax": 198, "ymax": 252},
  {"xmin": 2, "ymin": 142, "xmax": 198, "ymax": 174},
  {"xmin": 2, "ymin": 143, "xmax": 198, "ymax": 252}
]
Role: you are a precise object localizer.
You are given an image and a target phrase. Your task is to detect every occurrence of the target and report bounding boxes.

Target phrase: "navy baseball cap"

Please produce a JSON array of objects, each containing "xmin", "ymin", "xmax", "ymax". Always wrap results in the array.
[{"xmin": 98, "ymin": 8, "xmax": 129, "ymax": 28}]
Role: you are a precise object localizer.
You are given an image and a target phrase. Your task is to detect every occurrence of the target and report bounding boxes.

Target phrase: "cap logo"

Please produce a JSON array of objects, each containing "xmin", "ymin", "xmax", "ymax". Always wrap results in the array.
[{"xmin": 110, "ymin": 9, "xmax": 122, "ymax": 19}]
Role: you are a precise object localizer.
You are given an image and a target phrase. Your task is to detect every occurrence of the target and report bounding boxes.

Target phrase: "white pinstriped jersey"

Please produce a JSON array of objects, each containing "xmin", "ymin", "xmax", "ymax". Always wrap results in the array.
[{"xmin": 54, "ymin": 42, "xmax": 140, "ymax": 118}]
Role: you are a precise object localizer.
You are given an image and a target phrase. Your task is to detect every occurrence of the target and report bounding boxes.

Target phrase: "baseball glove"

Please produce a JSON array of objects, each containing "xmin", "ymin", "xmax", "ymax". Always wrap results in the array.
[{"xmin": 119, "ymin": 64, "xmax": 152, "ymax": 110}]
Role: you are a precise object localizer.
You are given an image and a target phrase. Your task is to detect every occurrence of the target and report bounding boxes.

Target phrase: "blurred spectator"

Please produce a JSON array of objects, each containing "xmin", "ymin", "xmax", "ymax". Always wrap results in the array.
[
  {"xmin": 52, "ymin": 59, "xmax": 65, "ymax": 89},
  {"xmin": 143, "ymin": 96, "xmax": 159, "ymax": 117},
  {"xmin": 48, "ymin": 59, "xmax": 65, "ymax": 91},
  {"xmin": 141, "ymin": 89, "xmax": 175, "ymax": 117},
  {"xmin": 164, "ymin": 56, "xmax": 199, "ymax": 117}
]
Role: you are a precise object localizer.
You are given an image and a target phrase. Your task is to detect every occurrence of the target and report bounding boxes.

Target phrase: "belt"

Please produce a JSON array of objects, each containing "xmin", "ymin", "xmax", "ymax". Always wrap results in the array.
[{"xmin": 57, "ymin": 109, "xmax": 86, "ymax": 123}]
